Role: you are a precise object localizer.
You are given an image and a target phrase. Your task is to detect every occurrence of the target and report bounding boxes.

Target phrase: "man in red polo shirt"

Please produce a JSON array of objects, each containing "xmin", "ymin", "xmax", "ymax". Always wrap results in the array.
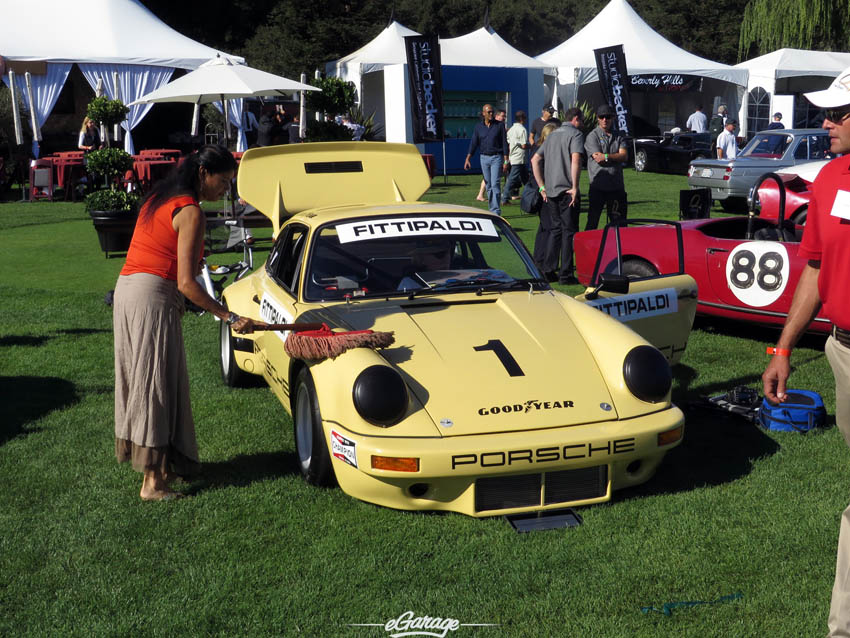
[{"xmin": 763, "ymin": 66, "xmax": 850, "ymax": 637}]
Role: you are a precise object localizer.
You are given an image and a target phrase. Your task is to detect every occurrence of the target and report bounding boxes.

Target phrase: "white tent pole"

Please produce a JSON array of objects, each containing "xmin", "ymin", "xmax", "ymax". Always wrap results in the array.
[
  {"xmin": 24, "ymin": 72, "xmax": 41, "ymax": 142},
  {"xmin": 315, "ymin": 69, "xmax": 321, "ymax": 121},
  {"xmin": 300, "ymin": 73, "xmax": 307, "ymax": 139},
  {"xmin": 8, "ymin": 71, "xmax": 23, "ymax": 145},
  {"xmin": 112, "ymin": 71, "xmax": 123, "ymax": 142},
  {"xmin": 95, "ymin": 76, "xmax": 109, "ymax": 147},
  {"xmin": 222, "ymin": 97, "xmax": 231, "ymax": 143},
  {"xmin": 191, "ymin": 103, "xmax": 201, "ymax": 137}
]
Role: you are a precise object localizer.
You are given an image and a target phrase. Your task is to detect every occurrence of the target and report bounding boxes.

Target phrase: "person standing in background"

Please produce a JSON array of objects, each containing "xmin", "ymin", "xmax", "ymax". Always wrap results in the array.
[
  {"xmin": 465, "ymin": 104, "xmax": 508, "ymax": 215},
  {"xmin": 584, "ymin": 104, "xmax": 628, "ymax": 229},
  {"xmin": 531, "ymin": 106, "xmax": 584, "ymax": 284},
  {"xmin": 686, "ymin": 105, "xmax": 708, "ymax": 133},
  {"xmin": 501, "ymin": 110, "xmax": 529, "ymax": 207}
]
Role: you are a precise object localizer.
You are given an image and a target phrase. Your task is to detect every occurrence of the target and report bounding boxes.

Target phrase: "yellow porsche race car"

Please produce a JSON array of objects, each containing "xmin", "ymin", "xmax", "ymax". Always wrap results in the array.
[{"xmin": 220, "ymin": 142, "xmax": 696, "ymax": 517}]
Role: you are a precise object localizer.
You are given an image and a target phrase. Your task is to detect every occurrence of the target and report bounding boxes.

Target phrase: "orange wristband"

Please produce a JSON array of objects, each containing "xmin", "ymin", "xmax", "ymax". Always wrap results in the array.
[{"xmin": 766, "ymin": 347, "xmax": 791, "ymax": 356}]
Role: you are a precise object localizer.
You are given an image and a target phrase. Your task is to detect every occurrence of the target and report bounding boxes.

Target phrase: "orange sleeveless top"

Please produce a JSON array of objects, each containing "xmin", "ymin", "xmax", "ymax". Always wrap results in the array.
[{"xmin": 120, "ymin": 195, "xmax": 202, "ymax": 281}]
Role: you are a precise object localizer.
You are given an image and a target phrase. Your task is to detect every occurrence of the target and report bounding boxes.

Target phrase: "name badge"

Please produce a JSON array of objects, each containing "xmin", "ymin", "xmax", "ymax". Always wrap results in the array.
[{"xmin": 830, "ymin": 190, "xmax": 850, "ymax": 220}]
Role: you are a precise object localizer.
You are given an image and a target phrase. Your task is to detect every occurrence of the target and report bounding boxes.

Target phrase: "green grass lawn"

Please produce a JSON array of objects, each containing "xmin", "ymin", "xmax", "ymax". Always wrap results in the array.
[{"xmin": 0, "ymin": 169, "xmax": 844, "ymax": 637}]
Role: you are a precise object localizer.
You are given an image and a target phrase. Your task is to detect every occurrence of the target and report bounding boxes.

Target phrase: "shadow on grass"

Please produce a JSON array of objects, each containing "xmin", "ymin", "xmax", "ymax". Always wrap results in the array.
[
  {"xmin": 186, "ymin": 450, "xmax": 300, "ymax": 494},
  {"xmin": 693, "ymin": 315, "xmax": 828, "ymax": 351},
  {"xmin": 0, "ymin": 376, "xmax": 78, "ymax": 445},
  {"xmin": 0, "ymin": 329, "xmax": 111, "ymax": 348}
]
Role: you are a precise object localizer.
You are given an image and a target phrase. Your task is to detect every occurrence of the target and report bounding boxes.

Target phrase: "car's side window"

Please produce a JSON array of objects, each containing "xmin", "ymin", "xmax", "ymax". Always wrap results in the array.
[
  {"xmin": 810, "ymin": 135, "xmax": 831, "ymax": 160},
  {"xmin": 793, "ymin": 137, "xmax": 809, "ymax": 160},
  {"xmin": 267, "ymin": 224, "xmax": 308, "ymax": 295}
]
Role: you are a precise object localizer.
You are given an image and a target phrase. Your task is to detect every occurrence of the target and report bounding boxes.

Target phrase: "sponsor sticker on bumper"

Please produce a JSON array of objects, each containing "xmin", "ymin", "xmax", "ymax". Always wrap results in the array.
[{"xmin": 331, "ymin": 430, "xmax": 358, "ymax": 468}]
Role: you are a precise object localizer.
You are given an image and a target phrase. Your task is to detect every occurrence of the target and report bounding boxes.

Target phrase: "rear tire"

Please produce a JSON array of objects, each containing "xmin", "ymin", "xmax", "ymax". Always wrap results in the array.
[
  {"xmin": 293, "ymin": 368, "xmax": 335, "ymax": 487},
  {"xmin": 792, "ymin": 207, "xmax": 808, "ymax": 226},
  {"xmin": 622, "ymin": 259, "xmax": 658, "ymax": 279},
  {"xmin": 634, "ymin": 149, "xmax": 648, "ymax": 172},
  {"xmin": 220, "ymin": 306, "xmax": 250, "ymax": 387}
]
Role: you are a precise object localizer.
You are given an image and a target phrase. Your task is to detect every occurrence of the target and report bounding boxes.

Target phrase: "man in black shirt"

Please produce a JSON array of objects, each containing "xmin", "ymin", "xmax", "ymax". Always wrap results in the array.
[{"xmin": 464, "ymin": 103, "xmax": 509, "ymax": 215}]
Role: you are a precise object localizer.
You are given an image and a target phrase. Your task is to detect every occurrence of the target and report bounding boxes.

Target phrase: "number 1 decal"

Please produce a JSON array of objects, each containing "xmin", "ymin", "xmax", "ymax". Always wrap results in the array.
[{"xmin": 473, "ymin": 340, "xmax": 525, "ymax": 377}]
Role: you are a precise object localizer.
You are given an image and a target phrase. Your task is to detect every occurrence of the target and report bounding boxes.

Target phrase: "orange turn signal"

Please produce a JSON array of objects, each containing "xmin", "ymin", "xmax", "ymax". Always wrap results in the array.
[
  {"xmin": 371, "ymin": 455, "xmax": 420, "ymax": 472},
  {"xmin": 657, "ymin": 426, "xmax": 684, "ymax": 447}
]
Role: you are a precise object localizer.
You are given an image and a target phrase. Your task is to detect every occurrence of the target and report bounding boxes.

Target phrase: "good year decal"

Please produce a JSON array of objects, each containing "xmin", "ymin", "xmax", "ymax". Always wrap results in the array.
[{"xmin": 725, "ymin": 241, "xmax": 789, "ymax": 308}]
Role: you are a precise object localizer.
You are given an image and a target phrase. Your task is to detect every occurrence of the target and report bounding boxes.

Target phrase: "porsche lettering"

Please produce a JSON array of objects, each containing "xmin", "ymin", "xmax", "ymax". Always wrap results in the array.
[
  {"xmin": 451, "ymin": 438, "xmax": 636, "ymax": 469},
  {"xmin": 478, "ymin": 400, "xmax": 574, "ymax": 415}
]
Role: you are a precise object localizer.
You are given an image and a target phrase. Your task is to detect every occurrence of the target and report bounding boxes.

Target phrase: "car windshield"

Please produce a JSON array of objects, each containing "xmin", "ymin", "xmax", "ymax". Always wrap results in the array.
[
  {"xmin": 739, "ymin": 133, "xmax": 792, "ymax": 159},
  {"xmin": 304, "ymin": 213, "xmax": 544, "ymax": 301}
]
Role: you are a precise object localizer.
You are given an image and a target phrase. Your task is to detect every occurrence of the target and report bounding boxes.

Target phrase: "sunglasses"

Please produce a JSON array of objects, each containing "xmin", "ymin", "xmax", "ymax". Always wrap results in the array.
[
  {"xmin": 824, "ymin": 107, "xmax": 850, "ymax": 123},
  {"xmin": 598, "ymin": 115, "xmax": 612, "ymax": 120},
  {"xmin": 484, "ymin": 110, "xmax": 494, "ymax": 114}
]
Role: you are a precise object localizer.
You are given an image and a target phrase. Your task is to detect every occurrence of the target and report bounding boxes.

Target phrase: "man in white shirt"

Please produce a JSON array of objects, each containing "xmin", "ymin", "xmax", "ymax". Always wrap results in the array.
[
  {"xmin": 501, "ymin": 110, "xmax": 529, "ymax": 206},
  {"xmin": 686, "ymin": 105, "xmax": 708, "ymax": 132},
  {"xmin": 716, "ymin": 120, "xmax": 738, "ymax": 159}
]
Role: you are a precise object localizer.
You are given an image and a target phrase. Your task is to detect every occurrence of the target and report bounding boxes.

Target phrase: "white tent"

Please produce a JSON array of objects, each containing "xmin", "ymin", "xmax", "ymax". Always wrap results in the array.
[
  {"xmin": 327, "ymin": 23, "xmax": 552, "ymax": 171},
  {"xmin": 536, "ymin": 0, "xmax": 746, "ymax": 131},
  {"xmin": 440, "ymin": 28, "xmax": 554, "ymax": 72},
  {"xmin": 734, "ymin": 48, "xmax": 850, "ymax": 135},
  {"xmin": 0, "ymin": 0, "xmax": 243, "ymax": 155}
]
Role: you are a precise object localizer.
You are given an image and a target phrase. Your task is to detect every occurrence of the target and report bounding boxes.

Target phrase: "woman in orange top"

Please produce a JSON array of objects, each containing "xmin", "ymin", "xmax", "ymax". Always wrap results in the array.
[{"xmin": 113, "ymin": 144, "xmax": 259, "ymax": 501}]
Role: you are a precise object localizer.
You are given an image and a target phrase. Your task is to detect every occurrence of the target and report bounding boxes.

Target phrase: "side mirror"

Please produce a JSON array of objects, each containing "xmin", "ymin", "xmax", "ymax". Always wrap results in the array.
[{"xmin": 585, "ymin": 272, "xmax": 630, "ymax": 300}]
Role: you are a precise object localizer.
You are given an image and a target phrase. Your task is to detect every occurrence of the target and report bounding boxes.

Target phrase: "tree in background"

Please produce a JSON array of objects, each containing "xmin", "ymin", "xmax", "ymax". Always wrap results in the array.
[
  {"xmin": 739, "ymin": 0, "xmax": 850, "ymax": 60},
  {"xmin": 141, "ymin": 0, "xmax": 752, "ymax": 82}
]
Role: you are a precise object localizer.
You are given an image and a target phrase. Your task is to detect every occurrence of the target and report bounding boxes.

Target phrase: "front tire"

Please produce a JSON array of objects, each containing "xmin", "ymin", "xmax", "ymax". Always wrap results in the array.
[
  {"xmin": 293, "ymin": 368, "xmax": 335, "ymax": 487},
  {"xmin": 634, "ymin": 149, "xmax": 648, "ymax": 172},
  {"xmin": 220, "ymin": 306, "xmax": 250, "ymax": 387},
  {"xmin": 792, "ymin": 206, "xmax": 808, "ymax": 226}
]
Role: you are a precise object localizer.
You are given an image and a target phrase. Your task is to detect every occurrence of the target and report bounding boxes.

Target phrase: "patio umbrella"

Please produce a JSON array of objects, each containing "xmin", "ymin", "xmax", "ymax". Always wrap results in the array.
[{"xmin": 130, "ymin": 56, "xmax": 320, "ymax": 146}]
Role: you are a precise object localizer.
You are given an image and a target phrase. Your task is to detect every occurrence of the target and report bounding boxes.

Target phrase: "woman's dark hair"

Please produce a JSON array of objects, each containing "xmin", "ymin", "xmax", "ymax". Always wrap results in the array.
[{"xmin": 139, "ymin": 144, "xmax": 237, "ymax": 222}]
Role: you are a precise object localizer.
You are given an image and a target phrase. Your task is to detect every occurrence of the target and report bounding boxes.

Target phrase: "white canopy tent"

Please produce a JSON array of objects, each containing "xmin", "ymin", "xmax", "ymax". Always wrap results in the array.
[
  {"xmin": 327, "ymin": 23, "xmax": 553, "ymax": 157},
  {"xmin": 536, "ymin": 0, "xmax": 746, "ymax": 133},
  {"xmin": 0, "ymin": 0, "xmax": 243, "ymax": 155},
  {"xmin": 734, "ymin": 48, "xmax": 850, "ymax": 135}
]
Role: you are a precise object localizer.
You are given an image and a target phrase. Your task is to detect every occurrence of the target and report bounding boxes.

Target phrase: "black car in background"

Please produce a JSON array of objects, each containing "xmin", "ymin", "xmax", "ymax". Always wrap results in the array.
[{"xmin": 633, "ymin": 131, "xmax": 712, "ymax": 175}]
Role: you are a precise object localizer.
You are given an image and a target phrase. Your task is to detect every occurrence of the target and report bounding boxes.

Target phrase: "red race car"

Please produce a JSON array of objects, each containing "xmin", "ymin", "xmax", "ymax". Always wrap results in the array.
[
  {"xmin": 574, "ymin": 176, "xmax": 830, "ymax": 334},
  {"xmin": 753, "ymin": 159, "xmax": 827, "ymax": 225}
]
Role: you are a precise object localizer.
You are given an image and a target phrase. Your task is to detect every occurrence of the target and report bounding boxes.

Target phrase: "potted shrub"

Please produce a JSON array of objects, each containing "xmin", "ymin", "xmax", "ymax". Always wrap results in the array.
[
  {"xmin": 86, "ymin": 96, "xmax": 129, "ymax": 148},
  {"xmin": 84, "ymin": 147, "xmax": 139, "ymax": 257}
]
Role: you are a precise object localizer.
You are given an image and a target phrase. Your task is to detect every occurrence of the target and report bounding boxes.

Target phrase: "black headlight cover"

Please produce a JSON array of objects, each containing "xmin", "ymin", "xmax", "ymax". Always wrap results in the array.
[
  {"xmin": 352, "ymin": 365, "xmax": 408, "ymax": 427},
  {"xmin": 623, "ymin": 345, "xmax": 671, "ymax": 403}
]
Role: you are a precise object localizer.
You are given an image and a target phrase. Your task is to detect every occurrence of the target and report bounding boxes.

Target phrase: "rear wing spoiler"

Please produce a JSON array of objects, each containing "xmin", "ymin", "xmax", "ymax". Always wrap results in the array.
[{"xmin": 236, "ymin": 142, "xmax": 432, "ymax": 236}]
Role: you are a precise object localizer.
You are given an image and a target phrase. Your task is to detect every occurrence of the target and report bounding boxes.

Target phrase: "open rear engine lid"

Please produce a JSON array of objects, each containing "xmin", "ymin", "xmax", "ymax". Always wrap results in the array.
[{"xmin": 236, "ymin": 142, "xmax": 432, "ymax": 236}]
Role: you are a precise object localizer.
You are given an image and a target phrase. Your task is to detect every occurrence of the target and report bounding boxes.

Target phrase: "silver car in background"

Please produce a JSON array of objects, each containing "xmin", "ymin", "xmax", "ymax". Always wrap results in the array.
[{"xmin": 687, "ymin": 129, "xmax": 831, "ymax": 212}]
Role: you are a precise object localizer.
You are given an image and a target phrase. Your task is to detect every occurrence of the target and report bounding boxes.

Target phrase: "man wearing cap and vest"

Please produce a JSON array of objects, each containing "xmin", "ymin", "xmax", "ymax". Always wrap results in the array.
[{"xmin": 763, "ymin": 65, "xmax": 850, "ymax": 638}]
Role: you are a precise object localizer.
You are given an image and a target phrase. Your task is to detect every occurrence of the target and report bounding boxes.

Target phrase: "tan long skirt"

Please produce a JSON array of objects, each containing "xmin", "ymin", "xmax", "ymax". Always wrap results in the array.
[{"xmin": 113, "ymin": 272, "xmax": 200, "ymax": 476}]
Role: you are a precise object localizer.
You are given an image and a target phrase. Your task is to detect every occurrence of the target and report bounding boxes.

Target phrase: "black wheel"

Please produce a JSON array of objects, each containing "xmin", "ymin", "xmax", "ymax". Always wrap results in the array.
[
  {"xmin": 293, "ymin": 368, "xmax": 335, "ymax": 487},
  {"xmin": 634, "ymin": 149, "xmax": 648, "ymax": 172},
  {"xmin": 219, "ymin": 305, "xmax": 250, "ymax": 387},
  {"xmin": 719, "ymin": 198, "xmax": 746, "ymax": 213},
  {"xmin": 622, "ymin": 259, "xmax": 658, "ymax": 279},
  {"xmin": 792, "ymin": 206, "xmax": 807, "ymax": 226}
]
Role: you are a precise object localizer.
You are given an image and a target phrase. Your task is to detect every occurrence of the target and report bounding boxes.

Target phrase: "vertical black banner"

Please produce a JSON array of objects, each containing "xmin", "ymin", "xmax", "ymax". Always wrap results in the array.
[
  {"xmin": 404, "ymin": 35, "xmax": 444, "ymax": 143},
  {"xmin": 594, "ymin": 45, "xmax": 634, "ymax": 137}
]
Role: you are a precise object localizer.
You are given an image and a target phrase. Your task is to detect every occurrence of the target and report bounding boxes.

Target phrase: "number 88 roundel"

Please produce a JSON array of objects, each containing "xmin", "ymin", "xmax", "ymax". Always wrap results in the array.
[{"xmin": 725, "ymin": 241, "xmax": 790, "ymax": 308}]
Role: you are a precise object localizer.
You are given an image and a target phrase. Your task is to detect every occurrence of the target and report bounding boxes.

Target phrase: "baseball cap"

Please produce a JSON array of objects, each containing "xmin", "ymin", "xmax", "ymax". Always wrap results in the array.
[
  {"xmin": 544, "ymin": 106, "xmax": 555, "ymax": 114},
  {"xmin": 773, "ymin": 112, "xmax": 782, "ymax": 119},
  {"xmin": 805, "ymin": 65, "xmax": 850, "ymax": 108},
  {"xmin": 596, "ymin": 104, "xmax": 614, "ymax": 117}
]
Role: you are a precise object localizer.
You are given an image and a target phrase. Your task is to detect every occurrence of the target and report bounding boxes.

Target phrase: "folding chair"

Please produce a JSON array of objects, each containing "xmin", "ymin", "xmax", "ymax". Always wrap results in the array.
[{"xmin": 29, "ymin": 158, "xmax": 54, "ymax": 201}]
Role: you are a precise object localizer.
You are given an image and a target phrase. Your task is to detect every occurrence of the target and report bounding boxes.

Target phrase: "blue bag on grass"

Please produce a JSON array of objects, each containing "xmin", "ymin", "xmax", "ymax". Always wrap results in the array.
[{"xmin": 758, "ymin": 390, "xmax": 826, "ymax": 432}]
